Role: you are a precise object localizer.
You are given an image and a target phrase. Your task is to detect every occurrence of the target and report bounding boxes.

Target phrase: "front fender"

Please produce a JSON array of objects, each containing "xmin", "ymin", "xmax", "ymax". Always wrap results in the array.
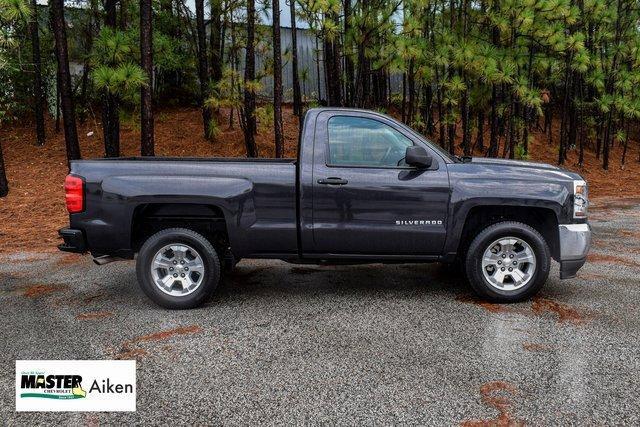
[{"xmin": 442, "ymin": 178, "xmax": 571, "ymax": 257}]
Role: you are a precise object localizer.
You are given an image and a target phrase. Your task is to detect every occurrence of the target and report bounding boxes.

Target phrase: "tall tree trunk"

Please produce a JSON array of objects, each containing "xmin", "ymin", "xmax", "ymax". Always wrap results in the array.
[
  {"xmin": 272, "ymin": 0, "xmax": 284, "ymax": 158},
  {"xmin": 49, "ymin": 0, "xmax": 81, "ymax": 162},
  {"xmin": 140, "ymin": 0, "xmax": 155, "ymax": 156},
  {"xmin": 558, "ymin": 55, "xmax": 571, "ymax": 165},
  {"xmin": 354, "ymin": 0, "xmax": 370, "ymax": 108},
  {"xmin": 195, "ymin": 0, "xmax": 212, "ymax": 139},
  {"xmin": 621, "ymin": 121, "xmax": 630, "ymax": 166},
  {"xmin": 289, "ymin": 0, "xmax": 302, "ymax": 118},
  {"xmin": 315, "ymin": 36, "xmax": 322, "ymax": 102},
  {"xmin": 119, "ymin": 0, "xmax": 127, "ymax": 28},
  {"xmin": 228, "ymin": 20, "xmax": 236, "ymax": 129},
  {"xmin": 30, "ymin": 0, "xmax": 46, "ymax": 146},
  {"xmin": 461, "ymin": 77, "xmax": 470, "ymax": 155},
  {"xmin": 407, "ymin": 60, "xmax": 415, "ymax": 125},
  {"xmin": 343, "ymin": 0, "xmax": 354, "ymax": 106},
  {"xmin": 78, "ymin": 11, "xmax": 93, "ymax": 123},
  {"xmin": 322, "ymin": 11, "xmax": 342, "ymax": 107},
  {"xmin": 488, "ymin": 85, "xmax": 498, "ymax": 157},
  {"xmin": 401, "ymin": 72, "xmax": 407, "ymax": 123},
  {"xmin": 475, "ymin": 110, "xmax": 484, "ymax": 152},
  {"xmin": 436, "ymin": 68, "xmax": 445, "ymax": 148},
  {"xmin": 209, "ymin": 0, "xmax": 222, "ymax": 83},
  {"xmin": 421, "ymin": 84, "xmax": 434, "ymax": 134},
  {"xmin": 55, "ymin": 71, "xmax": 61, "ymax": 132},
  {"xmin": 243, "ymin": 0, "xmax": 258, "ymax": 157},
  {"xmin": 602, "ymin": 112, "xmax": 612, "ymax": 170},
  {"xmin": 0, "ymin": 142, "xmax": 8, "ymax": 197},
  {"xmin": 103, "ymin": 0, "xmax": 120, "ymax": 157}
]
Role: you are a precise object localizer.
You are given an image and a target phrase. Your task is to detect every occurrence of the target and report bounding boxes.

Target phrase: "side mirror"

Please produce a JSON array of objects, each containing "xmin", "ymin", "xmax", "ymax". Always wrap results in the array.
[{"xmin": 405, "ymin": 146, "xmax": 432, "ymax": 168}]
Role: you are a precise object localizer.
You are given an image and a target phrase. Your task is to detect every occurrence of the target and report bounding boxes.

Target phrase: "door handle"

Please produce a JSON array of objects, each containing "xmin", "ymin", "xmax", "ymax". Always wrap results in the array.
[{"xmin": 317, "ymin": 177, "xmax": 348, "ymax": 185}]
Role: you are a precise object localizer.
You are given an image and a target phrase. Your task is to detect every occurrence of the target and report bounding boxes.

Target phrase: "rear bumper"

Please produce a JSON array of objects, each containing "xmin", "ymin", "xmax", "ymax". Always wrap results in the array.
[
  {"xmin": 558, "ymin": 223, "xmax": 591, "ymax": 279},
  {"xmin": 58, "ymin": 228, "xmax": 87, "ymax": 253}
]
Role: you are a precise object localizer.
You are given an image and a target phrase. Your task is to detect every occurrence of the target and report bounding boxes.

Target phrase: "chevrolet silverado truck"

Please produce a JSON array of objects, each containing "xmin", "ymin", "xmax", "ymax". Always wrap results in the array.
[{"xmin": 59, "ymin": 108, "xmax": 591, "ymax": 309}]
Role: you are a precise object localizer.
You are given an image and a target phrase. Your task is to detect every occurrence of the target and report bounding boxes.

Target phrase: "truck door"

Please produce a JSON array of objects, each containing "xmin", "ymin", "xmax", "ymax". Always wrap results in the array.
[{"xmin": 309, "ymin": 111, "xmax": 450, "ymax": 256}]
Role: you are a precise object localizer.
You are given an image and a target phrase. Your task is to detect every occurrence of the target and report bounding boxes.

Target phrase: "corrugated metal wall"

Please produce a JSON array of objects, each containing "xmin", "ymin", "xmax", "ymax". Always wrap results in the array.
[
  {"xmin": 253, "ymin": 27, "xmax": 326, "ymax": 102},
  {"xmin": 251, "ymin": 27, "xmax": 403, "ymax": 102}
]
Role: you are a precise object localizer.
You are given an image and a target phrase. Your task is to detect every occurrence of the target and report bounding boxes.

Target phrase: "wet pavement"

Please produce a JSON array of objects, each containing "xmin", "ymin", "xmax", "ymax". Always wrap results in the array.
[{"xmin": 1, "ymin": 199, "xmax": 639, "ymax": 424}]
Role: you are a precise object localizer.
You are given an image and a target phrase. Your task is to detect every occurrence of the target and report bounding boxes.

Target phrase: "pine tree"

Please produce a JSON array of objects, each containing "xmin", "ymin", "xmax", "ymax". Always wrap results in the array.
[
  {"xmin": 242, "ymin": 0, "xmax": 258, "ymax": 157},
  {"xmin": 102, "ymin": 0, "xmax": 120, "ymax": 157},
  {"xmin": 272, "ymin": 0, "xmax": 284, "ymax": 158},
  {"xmin": 29, "ymin": 0, "xmax": 45, "ymax": 146},
  {"xmin": 140, "ymin": 0, "xmax": 154, "ymax": 156},
  {"xmin": 209, "ymin": 0, "xmax": 223, "ymax": 83},
  {"xmin": 49, "ymin": 0, "xmax": 81, "ymax": 162},
  {"xmin": 288, "ymin": 0, "xmax": 302, "ymax": 118},
  {"xmin": 0, "ymin": 139, "xmax": 7, "ymax": 197},
  {"xmin": 196, "ymin": 0, "xmax": 212, "ymax": 139}
]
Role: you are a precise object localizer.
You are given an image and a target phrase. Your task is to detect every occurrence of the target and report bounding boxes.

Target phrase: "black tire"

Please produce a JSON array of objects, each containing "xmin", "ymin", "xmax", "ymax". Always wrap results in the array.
[
  {"xmin": 465, "ymin": 221, "xmax": 550, "ymax": 302},
  {"xmin": 136, "ymin": 228, "xmax": 221, "ymax": 309}
]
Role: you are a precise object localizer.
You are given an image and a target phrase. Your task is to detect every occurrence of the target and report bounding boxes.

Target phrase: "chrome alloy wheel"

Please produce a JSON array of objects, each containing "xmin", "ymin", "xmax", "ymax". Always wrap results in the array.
[
  {"xmin": 150, "ymin": 244, "xmax": 205, "ymax": 297},
  {"xmin": 481, "ymin": 236, "xmax": 537, "ymax": 291}
]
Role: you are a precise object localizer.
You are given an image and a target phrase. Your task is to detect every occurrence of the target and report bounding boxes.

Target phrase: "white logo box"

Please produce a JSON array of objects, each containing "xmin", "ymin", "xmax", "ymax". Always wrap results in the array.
[{"xmin": 16, "ymin": 360, "xmax": 136, "ymax": 412}]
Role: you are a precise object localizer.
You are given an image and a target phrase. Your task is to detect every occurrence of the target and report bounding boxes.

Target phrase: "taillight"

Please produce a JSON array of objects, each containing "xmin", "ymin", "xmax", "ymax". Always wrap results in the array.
[{"xmin": 64, "ymin": 175, "xmax": 84, "ymax": 213}]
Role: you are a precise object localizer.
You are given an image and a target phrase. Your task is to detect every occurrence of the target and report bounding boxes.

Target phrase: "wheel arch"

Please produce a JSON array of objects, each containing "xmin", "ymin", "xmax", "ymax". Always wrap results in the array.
[
  {"xmin": 131, "ymin": 203, "xmax": 231, "ymax": 256},
  {"xmin": 451, "ymin": 204, "xmax": 560, "ymax": 261}
]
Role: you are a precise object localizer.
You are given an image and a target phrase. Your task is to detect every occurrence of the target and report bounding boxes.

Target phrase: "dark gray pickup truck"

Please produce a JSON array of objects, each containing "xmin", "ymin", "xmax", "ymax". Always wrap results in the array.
[{"xmin": 59, "ymin": 108, "xmax": 591, "ymax": 309}]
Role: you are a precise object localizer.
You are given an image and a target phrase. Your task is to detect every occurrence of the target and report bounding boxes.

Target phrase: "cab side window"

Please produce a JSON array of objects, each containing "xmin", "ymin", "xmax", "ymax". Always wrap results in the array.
[{"xmin": 327, "ymin": 116, "xmax": 413, "ymax": 167}]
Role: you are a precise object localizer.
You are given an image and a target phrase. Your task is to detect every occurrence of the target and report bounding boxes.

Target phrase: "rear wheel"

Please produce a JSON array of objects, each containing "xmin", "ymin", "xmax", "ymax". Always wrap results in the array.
[
  {"xmin": 465, "ymin": 221, "xmax": 550, "ymax": 302},
  {"xmin": 136, "ymin": 228, "xmax": 221, "ymax": 309}
]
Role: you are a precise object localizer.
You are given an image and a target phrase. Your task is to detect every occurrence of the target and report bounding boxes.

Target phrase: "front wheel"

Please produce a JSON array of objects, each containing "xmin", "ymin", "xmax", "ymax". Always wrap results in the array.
[
  {"xmin": 465, "ymin": 221, "xmax": 550, "ymax": 302},
  {"xmin": 136, "ymin": 228, "xmax": 221, "ymax": 309}
]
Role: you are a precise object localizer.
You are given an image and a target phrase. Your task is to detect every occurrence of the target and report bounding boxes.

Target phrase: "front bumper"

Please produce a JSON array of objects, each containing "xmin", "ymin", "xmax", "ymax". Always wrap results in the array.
[
  {"xmin": 58, "ymin": 228, "xmax": 87, "ymax": 253},
  {"xmin": 558, "ymin": 223, "xmax": 591, "ymax": 279}
]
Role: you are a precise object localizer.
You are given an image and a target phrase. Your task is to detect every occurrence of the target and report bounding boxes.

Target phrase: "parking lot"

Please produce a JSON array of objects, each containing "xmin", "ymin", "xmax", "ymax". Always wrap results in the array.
[{"xmin": 2, "ymin": 198, "xmax": 639, "ymax": 424}]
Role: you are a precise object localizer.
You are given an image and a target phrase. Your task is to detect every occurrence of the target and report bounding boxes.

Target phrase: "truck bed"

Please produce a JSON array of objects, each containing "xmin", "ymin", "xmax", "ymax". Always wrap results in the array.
[
  {"xmin": 69, "ymin": 157, "xmax": 298, "ymax": 258},
  {"xmin": 87, "ymin": 156, "xmax": 296, "ymax": 163}
]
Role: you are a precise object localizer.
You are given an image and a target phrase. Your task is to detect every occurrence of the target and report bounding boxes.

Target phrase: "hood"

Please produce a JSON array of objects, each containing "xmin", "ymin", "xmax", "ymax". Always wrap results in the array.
[
  {"xmin": 467, "ymin": 157, "xmax": 561, "ymax": 171},
  {"xmin": 450, "ymin": 156, "xmax": 584, "ymax": 182}
]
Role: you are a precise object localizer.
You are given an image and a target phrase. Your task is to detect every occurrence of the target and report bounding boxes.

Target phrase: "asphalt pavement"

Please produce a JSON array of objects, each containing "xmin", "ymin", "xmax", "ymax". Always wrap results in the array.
[{"xmin": 2, "ymin": 199, "xmax": 639, "ymax": 424}]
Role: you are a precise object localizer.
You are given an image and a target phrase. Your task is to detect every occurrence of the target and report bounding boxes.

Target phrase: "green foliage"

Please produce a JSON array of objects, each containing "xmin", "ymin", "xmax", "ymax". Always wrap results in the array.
[
  {"xmin": 515, "ymin": 143, "xmax": 530, "ymax": 160},
  {"xmin": 93, "ymin": 63, "xmax": 147, "ymax": 100},
  {"xmin": 0, "ymin": 0, "xmax": 29, "ymax": 22},
  {"xmin": 255, "ymin": 104, "xmax": 274, "ymax": 131},
  {"xmin": 0, "ymin": 0, "xmax": 34, "ymax": 123},
  {"xmin": 91, "ymin": 27, "xmax": 146, "ymax": 102}
]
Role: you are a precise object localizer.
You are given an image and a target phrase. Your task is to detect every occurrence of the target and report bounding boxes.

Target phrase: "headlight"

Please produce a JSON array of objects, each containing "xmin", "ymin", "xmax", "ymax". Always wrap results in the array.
[{"xmin": 573, "ymin": 179, "xmax": 588, "ymax": 219}]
